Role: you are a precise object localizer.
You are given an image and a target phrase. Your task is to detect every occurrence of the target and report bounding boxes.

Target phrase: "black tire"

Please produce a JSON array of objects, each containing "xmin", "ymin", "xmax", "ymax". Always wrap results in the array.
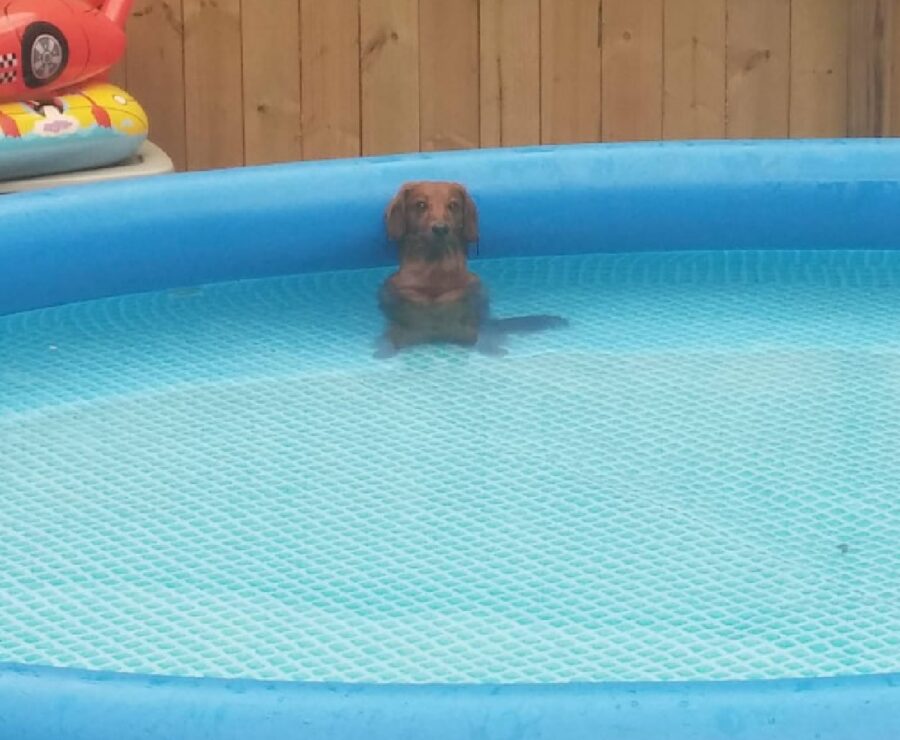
[{"xmin": 22, "ymin": 21, "xmax": 69, "ymax": 89}]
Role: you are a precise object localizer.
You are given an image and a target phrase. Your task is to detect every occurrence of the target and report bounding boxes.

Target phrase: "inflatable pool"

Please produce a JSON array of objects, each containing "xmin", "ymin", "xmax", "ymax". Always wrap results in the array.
[{"xmin": 2, "ymin": 140, "xmax": 900, "ymax": 739}]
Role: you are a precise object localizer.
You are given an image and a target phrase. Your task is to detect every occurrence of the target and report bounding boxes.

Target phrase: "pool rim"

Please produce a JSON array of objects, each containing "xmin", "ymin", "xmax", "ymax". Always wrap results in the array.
[{"xmin": 1, "ymin": 662, "xmax": 898, "ymax": 739}]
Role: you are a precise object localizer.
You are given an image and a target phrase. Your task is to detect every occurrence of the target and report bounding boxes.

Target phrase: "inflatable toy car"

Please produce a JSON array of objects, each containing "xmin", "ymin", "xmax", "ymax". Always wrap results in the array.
[{"xmin": 0, "ymin": 0, "xmax": 131, "ymax": 103}]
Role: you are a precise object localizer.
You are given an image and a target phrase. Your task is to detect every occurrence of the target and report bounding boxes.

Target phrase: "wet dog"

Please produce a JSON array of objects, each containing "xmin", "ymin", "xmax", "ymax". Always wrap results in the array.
[{"xmin": 376, "ymin": 181, "xmax": 566, "ymax": 357}]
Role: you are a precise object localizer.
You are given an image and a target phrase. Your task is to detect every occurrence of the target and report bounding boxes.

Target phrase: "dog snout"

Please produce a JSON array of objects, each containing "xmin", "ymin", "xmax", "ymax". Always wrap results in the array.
[{"xmin": 432, "ymin": 222, "xmax": 450, "ymax": 236}]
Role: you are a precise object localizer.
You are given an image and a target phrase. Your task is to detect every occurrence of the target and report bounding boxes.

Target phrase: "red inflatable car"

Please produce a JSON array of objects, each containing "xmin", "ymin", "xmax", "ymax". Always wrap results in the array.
[{"xmin": 0, "ymin": 0, "xmax": 131, "ymax": 103}]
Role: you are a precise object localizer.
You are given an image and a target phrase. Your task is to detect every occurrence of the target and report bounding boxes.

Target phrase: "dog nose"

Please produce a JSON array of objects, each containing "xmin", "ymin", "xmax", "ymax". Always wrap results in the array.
[{"xmin": 432, "ymin": 223, "xmax": 449, "ymax": 236}]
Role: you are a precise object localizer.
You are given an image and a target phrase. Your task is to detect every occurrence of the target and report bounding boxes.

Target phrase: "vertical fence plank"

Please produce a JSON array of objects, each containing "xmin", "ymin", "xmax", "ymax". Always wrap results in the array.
[
  {"xmin": 540, "ymin": 0, "xmax": 602, "ymax": 143},
  {"xmin": 183, "ymin": 0, "xmax": 243, "ymax": 169},
  {"xmin": 848, "ymin": 0, "xmax": 895, "ymax": 136},
  {"xmin": 602, "ymin": 0, "xmax": 663, "ymax": 141},
  {"xmin": 791, "ymin": 0, "xmax": 848, "ymax": 138},
  {"xmin": 725, "ymin": 0, "xmax": 790, "ymax": 138},
  {"xmin": 480, "ymin": 0, "xmax": 540, "ymax": 147},
  {"xmin": 663, "ymin": 0, "xmax": 726, "ymax": 139},
  {"xmin": 127, "ymin": 0, "xmax": 187, "ymax": 170},
  {"xmin": 108, "ymin": 57, "xmax": 128, "ymax": 89},
  {"xmin": 891, "ymin": 1, "xmax": 900, "ymax": 135},
  {"xmin": 301, "ymin": 0, "xmax": 361, "ymax": 160},
  {"xmin": 419, "ymin": 0, "xmax": 480, "ymax": 151},
  {"xmin": 360, "ymin": 0, "xmax": 419, "ymax": 156},
  {"xmin": 300, "ymin": 0, "xmax": 361, "ymax": 160},
  {"xmin": 242, "ymin": 0, "xmax": 302, "ymax": 165}
]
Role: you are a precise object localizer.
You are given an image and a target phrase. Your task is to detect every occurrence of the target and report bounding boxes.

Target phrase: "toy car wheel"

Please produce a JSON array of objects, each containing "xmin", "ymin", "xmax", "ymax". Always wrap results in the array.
[{"xmin": 22, "ymin": 22, "xmax": 69, "ymax": 89}]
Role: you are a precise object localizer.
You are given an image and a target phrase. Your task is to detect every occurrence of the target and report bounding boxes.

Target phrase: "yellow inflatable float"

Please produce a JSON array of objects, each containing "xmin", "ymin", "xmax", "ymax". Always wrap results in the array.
[{"xmin": 0, "ymin": 82, "xmax": 148, "ymax": 181}]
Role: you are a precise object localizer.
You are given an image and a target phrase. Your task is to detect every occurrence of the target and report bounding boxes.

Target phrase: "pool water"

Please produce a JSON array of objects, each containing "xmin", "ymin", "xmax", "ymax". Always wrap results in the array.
[{"xmin": 2, "ymin": 249, "xmax": 900, "ymax": 684}]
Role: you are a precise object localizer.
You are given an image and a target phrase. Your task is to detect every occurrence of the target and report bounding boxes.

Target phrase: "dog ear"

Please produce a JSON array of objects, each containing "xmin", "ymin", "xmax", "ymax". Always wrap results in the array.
[
  {"xmin": 461, "ymin": 187, "xmax": 479, "ymax": 243},
  {"xmin": 385, "ymin": 186, "xmax": 408, "ymax": 241}
]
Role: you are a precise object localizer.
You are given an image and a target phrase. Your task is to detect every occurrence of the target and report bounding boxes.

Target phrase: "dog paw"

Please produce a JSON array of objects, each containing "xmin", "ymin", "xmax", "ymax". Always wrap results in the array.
[
  {"xmin": 475, "ymin": 336, "xmax": 508, "ymax": 357},
  {"xmin": 373, "ymin": 338, "xmax": 398, "ymax": 359},
  {"xmin": 486, "ymin": 346, "xmax": 509, "ymax": 358}
]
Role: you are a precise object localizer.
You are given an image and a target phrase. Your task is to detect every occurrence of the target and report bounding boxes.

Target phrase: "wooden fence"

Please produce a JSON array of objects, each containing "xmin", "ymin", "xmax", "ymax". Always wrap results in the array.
[{"xmin": 110, "ymin": 0, "xmax": 900, "ymax": 171}]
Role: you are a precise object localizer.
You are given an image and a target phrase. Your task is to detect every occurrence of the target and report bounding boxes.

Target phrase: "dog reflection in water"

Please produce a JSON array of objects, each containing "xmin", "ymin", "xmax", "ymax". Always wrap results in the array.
[{"xmin": 376, "ymin": 181, "xmax": 567, "ymax": 358}]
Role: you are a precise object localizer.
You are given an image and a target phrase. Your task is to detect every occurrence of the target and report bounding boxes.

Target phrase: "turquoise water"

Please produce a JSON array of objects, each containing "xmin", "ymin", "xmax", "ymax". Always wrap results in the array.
[{"xmin": 2, "ymin": 249, "xmax": 900, "ymax": 683}]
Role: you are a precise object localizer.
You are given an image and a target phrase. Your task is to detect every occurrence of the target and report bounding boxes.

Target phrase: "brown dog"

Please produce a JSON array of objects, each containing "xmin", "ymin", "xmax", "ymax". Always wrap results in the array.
[{"xmin": 377, "ymin": 181, "xmax": 566, "ymax": 356}]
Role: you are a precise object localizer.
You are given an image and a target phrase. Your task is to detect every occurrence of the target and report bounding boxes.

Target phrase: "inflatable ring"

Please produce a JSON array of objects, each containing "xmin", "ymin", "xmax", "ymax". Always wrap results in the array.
[{"xmin": 0, "ymin": 82, "xmax": 148, "ymax": 181}]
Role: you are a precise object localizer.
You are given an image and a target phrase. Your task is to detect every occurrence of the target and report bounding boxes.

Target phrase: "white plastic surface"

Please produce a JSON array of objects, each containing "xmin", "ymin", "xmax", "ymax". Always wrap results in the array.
[{"xmin": 0, "ymin": 141, "xmax": 174, "ymax": 193}]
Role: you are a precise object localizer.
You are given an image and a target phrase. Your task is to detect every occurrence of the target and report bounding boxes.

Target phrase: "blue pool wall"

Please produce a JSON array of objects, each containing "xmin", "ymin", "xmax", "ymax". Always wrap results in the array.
[
  {"xmin": 3, "ymin": 139, "xmax": 900, "ymax": 738},
  {"xmin": 1, "ymin": 663, "xmax": 899, "ymax": 740},
  {"xmin": 4, "ymin": 138, "xmax": 900, "ymax": 316}
]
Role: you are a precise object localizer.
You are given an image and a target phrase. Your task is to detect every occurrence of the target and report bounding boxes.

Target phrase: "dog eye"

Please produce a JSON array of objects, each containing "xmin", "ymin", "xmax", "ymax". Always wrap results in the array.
[
  {"xmin": 415, "ymin": 200, "xmax": 427, "ymax": 211},
  {"xmin": 448, "ymin": 201, "xmax": 460, "ymax": 212}
]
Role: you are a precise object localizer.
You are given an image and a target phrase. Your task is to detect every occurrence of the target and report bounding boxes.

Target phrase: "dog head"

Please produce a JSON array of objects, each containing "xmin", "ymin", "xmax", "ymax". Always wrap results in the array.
[{"xmin": 385, "ymin": 181, "xmax": 478, "ymax": 259}]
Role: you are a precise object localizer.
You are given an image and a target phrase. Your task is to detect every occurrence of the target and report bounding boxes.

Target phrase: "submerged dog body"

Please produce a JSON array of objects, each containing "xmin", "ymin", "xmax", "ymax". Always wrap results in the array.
[{"xmin": 377, "ymin": 181, "xmax": 565, "ymax": 355}]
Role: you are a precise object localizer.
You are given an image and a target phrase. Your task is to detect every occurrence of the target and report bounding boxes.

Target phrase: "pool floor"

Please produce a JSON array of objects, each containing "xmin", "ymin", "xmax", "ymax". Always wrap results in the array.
[{"xmin": 2, "ymin": 250, "xmax": 900, "ymax": 684}]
